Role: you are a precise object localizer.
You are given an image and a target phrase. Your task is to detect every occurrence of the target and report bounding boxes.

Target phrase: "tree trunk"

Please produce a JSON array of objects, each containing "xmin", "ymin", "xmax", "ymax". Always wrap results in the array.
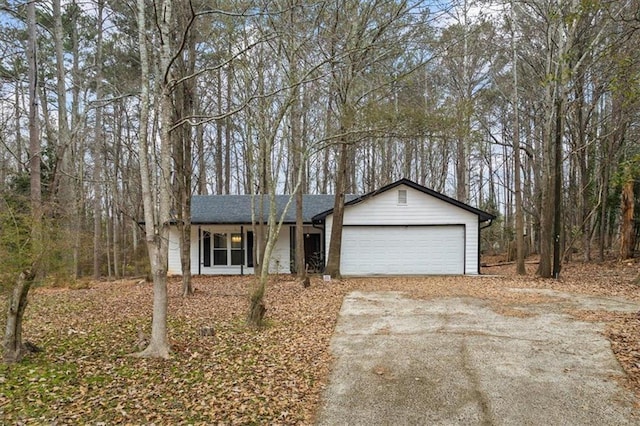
[
  {"xmin": 552, "ymin": 100, "xmax": 563, "ymax": 278},
  {"xmin": 3, "ymin": 270, "xmax": 36, "ymax": 363},
  {"xmin": 537, "ymin": 136, "xmax": 554, "ymax": 277},
  {"xmin": 511, "ymin": 0, "xmax": 525, "ymax": 275},
  {"xmin": 247, "ymin": 188, "xmax": 300, "ymax": 326},
  {"xmin": 174, "ymin": 2, "xmax": 196, "ymax": 297},
  {"xmin": 27, "ymin": 0, "xmax": 41, "ymax": 267},
  {"xmin": 225, "ymin": 64, "xmax": 232, "ymax": 195},
  {"xmin": 294, "ymin": 184, "xmax": 306, "ymax": 280},
  {"xmin": 4, "ymin": 0, "xmax": 40, "ymax": 364},
  {"xmin": 14, "ymin": 72, "xmax": 21, "ymax": 167},
  {"xmin": 247, "ymin": 277, "xmax": 267, "ymax": 327},
  {"xmin": 620, "ymin": 175, "xmax": 635, "ymax": 260},
  {"xmin": 215, "ymin": 69, "xmax": 223, "ymax": 195},
  {"xmin": 134, "ymin": 0, "xmax": 171, "ymax": 359},
  {"xmin": 597, "ymin": 136, "xmax": 612, "ymax": 262},
  {"xmin": 288, "ymin": 12, "xmax": 306, "ymax": 281},
  {"xmin": 53, "ymin": 0, "xmax": 77, "ymax": 278},
  {"xmin": 92, "ymin": 86, "xmax": 103, "ymax": 279},
  {"xmin": 324, "ymin": 141, "xmax": 349, "ymax": 279},
  {"xmin": 196, "ymin": 121, "xmax": 207, "ymax": 195}
]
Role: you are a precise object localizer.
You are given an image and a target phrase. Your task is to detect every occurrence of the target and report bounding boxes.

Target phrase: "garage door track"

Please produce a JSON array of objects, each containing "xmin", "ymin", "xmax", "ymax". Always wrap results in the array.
[{"xmin": 317, "ymin": 291, "xmax": 640, "ymax": 425}]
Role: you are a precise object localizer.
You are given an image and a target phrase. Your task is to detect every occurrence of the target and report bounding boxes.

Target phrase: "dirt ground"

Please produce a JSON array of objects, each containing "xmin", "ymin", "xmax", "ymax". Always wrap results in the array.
[{"xmin": 0, "ymin": 258, "xmax": 639, "ymax": 423}]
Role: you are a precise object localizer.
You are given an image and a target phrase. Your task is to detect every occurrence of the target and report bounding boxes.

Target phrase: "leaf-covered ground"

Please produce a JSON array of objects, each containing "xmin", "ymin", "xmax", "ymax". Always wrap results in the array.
[{"xmin": 1, "ymin": 259, "xmax": 639, "ymax": 423}]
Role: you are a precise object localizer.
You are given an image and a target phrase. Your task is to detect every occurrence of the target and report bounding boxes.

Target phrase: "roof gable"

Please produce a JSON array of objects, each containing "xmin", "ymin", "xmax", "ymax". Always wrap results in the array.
[{"xmin": 312, "ymin": 178, "xmax": 495, "ymax": 222}]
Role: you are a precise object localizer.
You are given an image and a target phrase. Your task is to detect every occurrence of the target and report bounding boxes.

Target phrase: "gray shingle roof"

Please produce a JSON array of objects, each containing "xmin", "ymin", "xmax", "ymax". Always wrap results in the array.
[
  {"xmin": 191, "ymin": 179, "xmax": 495, "ymax": 225},
  {"xmin": 191, "ymin": 194, "xmax": 355, "ymax": 224}
]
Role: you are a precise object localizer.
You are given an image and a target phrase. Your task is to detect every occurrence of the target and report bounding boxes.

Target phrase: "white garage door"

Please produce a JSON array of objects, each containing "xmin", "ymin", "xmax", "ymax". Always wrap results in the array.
[{"xmin": 340, "ymin": 225, "xmax": 465, "ymax": 275}]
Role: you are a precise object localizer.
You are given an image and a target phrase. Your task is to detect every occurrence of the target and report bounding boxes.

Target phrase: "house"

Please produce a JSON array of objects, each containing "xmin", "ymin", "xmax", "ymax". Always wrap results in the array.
[{"xmin": 167, "ymin": 178, "xmax": 495, "ymax": 276}]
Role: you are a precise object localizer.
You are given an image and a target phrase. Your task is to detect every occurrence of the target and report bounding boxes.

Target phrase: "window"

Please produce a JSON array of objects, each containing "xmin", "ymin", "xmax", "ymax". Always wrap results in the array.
[
  {"xmin": 203, "ymin": 232, "xmax": 246, "ymax": 267},
  {"xmin": 398, "ymin": 189, "xmax": 407, "ymax": 205},
  {"xmin": 230, "ymin": 233, "xmax": 243, "ymax": 265},
  {"xmin": 213, "ymin": 233, "xmax": 228, "ymax": 265}
]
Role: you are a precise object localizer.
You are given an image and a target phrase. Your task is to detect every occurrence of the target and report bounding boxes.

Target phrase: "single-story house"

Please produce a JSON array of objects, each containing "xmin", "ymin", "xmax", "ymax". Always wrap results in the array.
[{"xmin": 167, "ymin": 178, "xmax": 495, "ymax": 276}]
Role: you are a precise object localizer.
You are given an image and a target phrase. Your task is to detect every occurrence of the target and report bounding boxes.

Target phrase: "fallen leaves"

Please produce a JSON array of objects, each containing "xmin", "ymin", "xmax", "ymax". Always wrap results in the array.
[
  {"xmin": 0, "ymin": 276, "xmax": 347, "ymax": 424},
  {"xmin": 0, "ymin": 259, "xmax": 639, "ymax": 423}
]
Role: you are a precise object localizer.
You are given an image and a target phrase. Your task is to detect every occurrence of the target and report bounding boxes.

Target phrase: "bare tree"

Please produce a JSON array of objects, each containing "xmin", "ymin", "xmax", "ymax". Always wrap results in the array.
[
  {"xmin": 134, "ymin": 0, "xmax": 173, "ymax": 358},
  {"xmin": 93, "ymin": 0, "xmax": 105, "ymax": 280},
  {"xmin": 172, "ymin": 2, "xmax": 197, "ymax": 297},
  {"xmin": 324, "ymin": 0, "xmax": 424, "ymax": 278},
  {"xmin": 4, "ymin": 0, "xmax": 40, "ymax": 363},
  {"xmin": 52, "ymin": 0, "xmax": 79, "ymax": 278},
  {"xmin": 510, "ymin": 0, "xmax": 526, "ymax": 275}
]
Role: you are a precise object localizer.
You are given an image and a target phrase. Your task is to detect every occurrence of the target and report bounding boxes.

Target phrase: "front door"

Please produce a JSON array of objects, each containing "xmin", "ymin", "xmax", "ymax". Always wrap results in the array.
[{"xmin": 304, "ymin": 233, "xmax": 322, "ymax": 273}]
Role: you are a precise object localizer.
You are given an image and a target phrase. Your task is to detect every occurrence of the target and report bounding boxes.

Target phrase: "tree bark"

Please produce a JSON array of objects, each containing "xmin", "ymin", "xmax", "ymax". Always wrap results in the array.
[
  {"xmin": 53, "ymin": 0, "xmax": 77, "ymax": 278},
  {"xmin": 215, "ymin": 68, "xmax": 223, "ymax": 195},
  {"xmin": 196, "ymin": 121, "xmax": 207, "ymax": 195},
  {"xmin": 3, "ymin": 270, "xmax": 36, "ymax": 363},
  {"xmin": 511, "ymin": 0, "xmax": 525, "ymax": 275},
  {"xmin": 92, "ymin": 1, "xmax": 104, "ymax": 280},
  {"xmin": 619, "ymin": 174, "xmax": 635, "ymax": 260},
  {"xmin": 552, "ymin": 100, "xmax": 563, "ymax": 278},
  {"xmin": 288, "ymin": 2, "xmax": 306, "ymax": 281},
  {"xmin": 174, "ymin": 1, "xmax": 196, "ymax": 297},
  {"xmin": 225, "ymin": 63, "xmax": 232, "ymax": 195},
  {"xmin": 324, "ymin": 141, "xmax": 349, "ymax": 279},
  {"xmin": 537, "ymin": 133, "xmax": 554, "ymax": 277},
  {"xmin": 134, "ymin": 0, "xmax": 171, "ymax": 359},
  {"xmin": 27, "ymin": 0, "xmax": 41, "ymax": 260},
  {"xmin": 4, "ymin": 0, "xmax": 40, "ymax": 364}
]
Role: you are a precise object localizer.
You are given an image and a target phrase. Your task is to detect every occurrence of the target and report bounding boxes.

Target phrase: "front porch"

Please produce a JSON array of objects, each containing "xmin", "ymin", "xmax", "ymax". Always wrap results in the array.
[{"xmin": 168, "ymin": 224, "xmax": 324, "ymax": 276}]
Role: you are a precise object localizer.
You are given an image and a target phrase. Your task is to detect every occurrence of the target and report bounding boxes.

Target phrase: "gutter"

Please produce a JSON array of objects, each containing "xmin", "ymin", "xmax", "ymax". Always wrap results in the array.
[{"xmin": 480, "ymin": 218, "xmax": 493, "ymax": 230}]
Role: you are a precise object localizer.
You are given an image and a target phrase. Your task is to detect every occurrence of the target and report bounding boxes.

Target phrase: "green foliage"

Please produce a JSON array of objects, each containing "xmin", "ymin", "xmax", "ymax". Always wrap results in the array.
[
  {"xmin": 609, "ymin": 155, "xmax": 640, "ymax": 225},
  {"xmin": 0, "ymin": 172, "xmax": 80, "ymax": 290},
  {"xmin": 0, "ymin": 179, "xmax": 33, "ymax": 291}
]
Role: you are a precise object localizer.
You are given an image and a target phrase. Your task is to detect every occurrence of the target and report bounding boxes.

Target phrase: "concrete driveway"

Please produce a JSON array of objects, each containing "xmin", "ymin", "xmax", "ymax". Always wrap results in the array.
[{"xmin": 317, "ymin": 290, "xmax": 640, "ymax": 425}]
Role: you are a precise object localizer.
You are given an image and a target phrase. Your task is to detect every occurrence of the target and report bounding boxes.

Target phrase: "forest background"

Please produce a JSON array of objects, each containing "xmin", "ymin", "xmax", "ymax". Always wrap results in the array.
[{"xmin": 0, "ymin": 0, "xmax": 639, "ymax": 314}]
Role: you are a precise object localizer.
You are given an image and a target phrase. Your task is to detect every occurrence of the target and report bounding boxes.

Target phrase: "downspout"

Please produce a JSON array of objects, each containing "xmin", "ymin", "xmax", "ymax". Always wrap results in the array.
[
  {"xmin": 240, "ymin": 225, "xmax": 244, "ymax": 276},
  {"xmin": 479, "ymin": 218, "xmax": 493, "ymax": 274},
  {"xmin": 198, "ymin": 226, "xmax": 201, "ymax": 275}
]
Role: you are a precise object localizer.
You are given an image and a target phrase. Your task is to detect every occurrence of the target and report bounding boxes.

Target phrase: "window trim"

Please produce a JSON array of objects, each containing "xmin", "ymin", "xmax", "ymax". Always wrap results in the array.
[
  {"xmin": 203, "ymin": 231, "xmax": 247, "ymax": 267},
  {"xmin": 230, "ymin": 233, "xmax": 243, "ymax": 265},
  {"xmin": 213, "ymin": 233, "xmax": 228, "ymax": 266},
  {"xmin": 398, "ymin": 189, "xmax": 408, "ymax": 205}
]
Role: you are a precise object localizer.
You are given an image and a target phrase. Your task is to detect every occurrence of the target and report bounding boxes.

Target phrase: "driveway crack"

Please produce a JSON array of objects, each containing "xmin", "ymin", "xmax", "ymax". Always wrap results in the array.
[{"xmin": 461, "ymin": 338, "xmax": 493, "ymax": 426}]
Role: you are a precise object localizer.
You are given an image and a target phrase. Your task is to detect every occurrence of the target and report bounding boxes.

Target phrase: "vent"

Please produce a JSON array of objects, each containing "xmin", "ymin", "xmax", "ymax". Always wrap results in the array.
[{"xmin": 398, "ymin": 189, "xmax": 407, "ymax": 205}]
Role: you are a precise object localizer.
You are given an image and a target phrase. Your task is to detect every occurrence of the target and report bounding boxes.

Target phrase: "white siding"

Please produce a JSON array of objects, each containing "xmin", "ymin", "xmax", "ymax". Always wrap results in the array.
[
  {"xmin": 268, "ymin": 228, "xmax": 291, "ymax": 274},
  {"xmin": 169, "ymin": 225, "xmax": 292, "ymax": 275},
  {"xmin": 325, "ymin": 184, "xmax": 481, "ymax": 275},
  {"xmin": 167, "ymin": 228, "xmax": 182, "ymax": 275}
]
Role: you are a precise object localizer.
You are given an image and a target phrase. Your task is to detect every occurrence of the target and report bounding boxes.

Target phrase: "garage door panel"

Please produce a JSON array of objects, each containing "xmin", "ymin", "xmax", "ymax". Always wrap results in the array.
[{"xmin": 340, "ymin": 226, "xmax": 464, "ymax": 275}]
